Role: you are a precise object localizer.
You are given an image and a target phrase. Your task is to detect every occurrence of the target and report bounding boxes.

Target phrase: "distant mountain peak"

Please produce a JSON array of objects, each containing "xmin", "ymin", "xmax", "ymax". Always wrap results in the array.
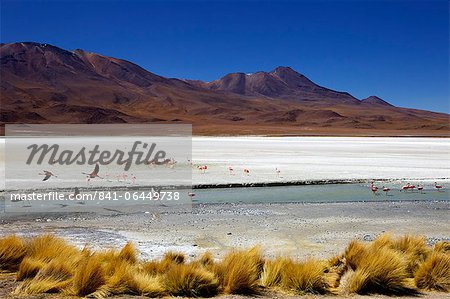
[
  {"xmin": 361, "ymin": 96, "xmax": 395, "ymax": 107},
  {"xmin": 271, "ymin": 66, "xmax": 297, "ymax": 74}
]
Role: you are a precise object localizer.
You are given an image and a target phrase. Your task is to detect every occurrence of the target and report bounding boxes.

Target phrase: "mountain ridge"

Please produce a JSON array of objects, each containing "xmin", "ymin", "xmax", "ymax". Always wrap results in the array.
[{"xmin": 1, "ymin": 42, "xmax": 448, "ymax": 136}]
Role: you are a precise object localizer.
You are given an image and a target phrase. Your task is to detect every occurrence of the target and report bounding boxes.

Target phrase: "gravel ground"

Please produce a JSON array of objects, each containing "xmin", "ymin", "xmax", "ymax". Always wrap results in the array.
[{"xmin": 1, "ymin": 200, "xmax": 449, "ymax": 260}]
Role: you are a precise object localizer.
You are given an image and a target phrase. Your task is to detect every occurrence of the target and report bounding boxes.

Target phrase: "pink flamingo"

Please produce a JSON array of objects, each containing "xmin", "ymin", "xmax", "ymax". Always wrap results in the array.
[
  {"xmin": 167, "ymin": 158, "xmax": 177, "ymax": 169},
  {"xmin": 188, "ymin": 192, "xmax": 196, "ymax": 199},
  {"xmin": 435, "ymin": 182, "xmax": 444, "ymax": 192},
  {"xmin": 198, "ymin": 165, "xmax": 208, "ymax": 174},
  {"xmin": 401, "ymin": 183, "xmax": 411, "ymax": 192},
  {"xmin": 370, "ymin": 182, "xmax": 379, "ymax": 195},
  {"xmin": 243, "ymin": 169, "xmax": 250, "ymax": 176},
  {"xmin": 131, "ymin": 174, "xmax": 137, "ymax": 184},
  {"xmin": 382, "ymin": 186, "xmax": 390, "ymax": 196},
  {"xmin": 408, "ymin": 184, "xmax": 416, "ymax": 192},
  {"xmin": 228, "ymin": 166, "xmax": 234, "ymax": 175},
  {"xmin": 417, "ymin": 185, "xmax": 424, "ymax": 193}
]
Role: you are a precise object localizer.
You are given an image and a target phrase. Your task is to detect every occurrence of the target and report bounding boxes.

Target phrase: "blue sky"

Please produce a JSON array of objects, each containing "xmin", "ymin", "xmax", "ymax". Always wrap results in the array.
[{"xmin": 1, "ymin": 0, "xmax": 449, "ymax": 113}]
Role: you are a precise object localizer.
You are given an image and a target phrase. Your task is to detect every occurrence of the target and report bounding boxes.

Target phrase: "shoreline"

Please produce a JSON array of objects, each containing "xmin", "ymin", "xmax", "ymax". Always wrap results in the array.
[{"xmin": 1, "ymin": 177, "xmax": 449, "ymax": 193}]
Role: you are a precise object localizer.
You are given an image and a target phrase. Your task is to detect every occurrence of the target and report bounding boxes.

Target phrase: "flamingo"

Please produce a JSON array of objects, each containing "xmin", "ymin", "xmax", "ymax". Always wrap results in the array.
[
  {"xmin": 243, "ymin": 169, "xmax": 250, "ymax": 176},
  {"xmin": 168, "ymin": 158, "xmax": 177, "ymax": 169},
  {"xmin": 275, "ymin": 168, "xmax": 281, "ymax": 178},
  {"xmin": 417, "ymin": 185, "xmax": 424, "ymax": 193},
  {"xmin": 401, "ymin": 183, "xmax": 410, "ymax": 192},
  {"xmin": 198, "ymin": 165, "xmax": 208, "ymax": 174},
  {"xmin": 382, "ymin": 186, "xmax": 390, "ymax": 196},
  {"xmin": 39, "ymin": 170, "xmax": 57, "ymax": 181},
  {"xmin": 435, "ymin": 182, "xmax": 444, "ymax": 192},
  {"xmin": 131, "ymin": 174, "xmax": 137, "ymax": 184},
  {"xmin": 188, "ymin": 192, "xmax": 196, "ymax": 199},
  {"xmin": 370, "ymin": 182, "xmax": 379, "ymax": 195},
  {"xmin": 83, "ymin": 164, "xmax": 102, "ymax": 179},
  {"xmin": 228, "ymin": 166, "xmax": 234, "ymax": 175}
]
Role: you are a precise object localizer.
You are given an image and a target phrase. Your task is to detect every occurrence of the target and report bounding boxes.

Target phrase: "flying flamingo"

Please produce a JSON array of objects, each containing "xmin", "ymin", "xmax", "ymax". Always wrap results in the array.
[
  {"xmin": 83, "ymin": 164, "xmax": 102, "ymax": 184},
  {"xmin": 435, "ymin": 182, "xmax": 444, "ymax": 192},
  {"xmin": 83, "ymin": 164, "xmax": 102, "ymax": 179},
  {"xmin": 382, "ymin": 186, "xmax": 390, "ymax": 196},
  {"xmin": 370, "ymin": 182, "xmax": 379, "ymax": 195},
  {"xmin": 243, "ymin": 169, "xmax": 250, "ymax": 176},
  {"xmin": 417, "ymin": 185, "xmax": 424, "ymax": 193},
  {"xmin": 39, "ymin": 170, "xmax": 57, "ymax": 181}
]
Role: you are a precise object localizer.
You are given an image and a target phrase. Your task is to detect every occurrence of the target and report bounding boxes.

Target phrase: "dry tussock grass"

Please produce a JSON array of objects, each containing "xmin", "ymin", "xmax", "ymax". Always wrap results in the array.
[
  {"xmin": 0, "ymin": 235, "xmax": 27, "ymax": 271},
  {"xmin": 164, "ymin": 263, "xmax": 219, "ymax": 297},
  {"xmin": 0, "ymin": 233, "xmax": 449, "ymax": 298},
  {"xmin": 345, "ymin": 245, "xmax": 417, "ymax": 295},
  {"xmin": 281, "ymin": 258, "xmax": 328, "ymax": 295},
  {"xmin": 434, "ymin": 241, "xmax": 450, "ymax": 253},
  {"xmin": 215, "ymin": 246, "xmax": 263, "ymax": 294},
  {"xmin": 415, "ymin": 251, "xmax": 450, "ymax": 292},
  {"xmin": 260, "ymin": 257, "xmax": 290, "ymax": 288}
]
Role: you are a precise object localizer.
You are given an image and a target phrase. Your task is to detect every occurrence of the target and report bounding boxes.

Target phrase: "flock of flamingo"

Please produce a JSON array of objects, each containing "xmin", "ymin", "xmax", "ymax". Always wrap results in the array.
[
  {"xmin": 39, "ymin": 161, "xmax": 445, "ymax": 199},
  {"xmin": 370, "ymin": 181, "xmax": 444, "ymax": 195}
]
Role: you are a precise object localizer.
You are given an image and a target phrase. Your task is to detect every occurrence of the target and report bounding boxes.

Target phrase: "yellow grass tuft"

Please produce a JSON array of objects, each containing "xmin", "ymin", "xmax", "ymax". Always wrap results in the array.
[
  {"xmin": 371, "ymin": 233, "xmax": 394, "ymax": 249},
  {"xmin": 25, "ymin": 234, "xmax": 80, "ymax": 264},
  {"xmin": 93, "ymin": 260, "xmax": 165, "ymax": 298},
  {"xmin": 346, "ymin": 246, "xmax": 417, "ymax": 295},
  {"xmin": 16, "ymin": 257, "xmax": 45, "ymax": 281},
  {"xmin": 415, "ymin": 251, "xmax": 450, "ymax": 292},
  {"xmin": 198, "ymin": 251, "xmax": 214, "ymax": 267},
  {"xmin": 163, "ymin": 251, "xmax": 186, "ymax": 264},
  {"xmin": 344, "ymin": 240, "xmax": 366, "ymax": 270},
  {"xmin": 72, "ymin": 255, "xmax": 106, "ymax": 296},
  {"xmin": 128, "ymin": 271, "xmax": 165, "ymax": 297},
  {"xmin": 164, "ymin": 263, "xmax": 219, "ymax": 297},
  {"xmin": 118, "ymin": 242, "xmax": 138, "ymax": 264},
  {"xmin": 434, "ymin": 241, "xmax": 450, "ymax": 254},
  {"xmin": 281, "ymin": 258, "xmax": 328, "ymax": 295},
  {"xmin": 0, "ymin": 235, "xmax": 27, "ymax": 271},
  {"xmin": 215, "ymin": 246, "xmax": 263, "ymax": 294},
  {"xmin": 260, "ymin": 257, "xmax": 290, "ymax": 288},
  {"xmin": 392, "ymin": 235, "xmax": 431, "ymax": 276},
  {"xmin": 14, "ymin": 259, "xmax": 73, "ymax": 294}
]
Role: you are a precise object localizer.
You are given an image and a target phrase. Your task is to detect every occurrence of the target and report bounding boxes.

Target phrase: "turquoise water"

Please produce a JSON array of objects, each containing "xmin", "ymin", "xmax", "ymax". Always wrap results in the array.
[
  {"xmin": 193, "ymin": 183, "xmax": 450, "ymax": 204},
  {"xmin": 1, "ymin": 183, "xmax": 448, "ymax": 213}
]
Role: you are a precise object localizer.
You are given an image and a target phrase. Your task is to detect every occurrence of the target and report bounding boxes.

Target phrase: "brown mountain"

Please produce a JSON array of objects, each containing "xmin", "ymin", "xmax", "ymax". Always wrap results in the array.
[
  {"xmin": 361, "ymin": 96, "xmax": 395, "ymax": 107},
  {"xmin": 200, "ymin": 66, "xmax": 359, "ymax": 105},
  {"xmin": 1, "ymin": 42, "xmax": 448, "ymax": 136}
]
